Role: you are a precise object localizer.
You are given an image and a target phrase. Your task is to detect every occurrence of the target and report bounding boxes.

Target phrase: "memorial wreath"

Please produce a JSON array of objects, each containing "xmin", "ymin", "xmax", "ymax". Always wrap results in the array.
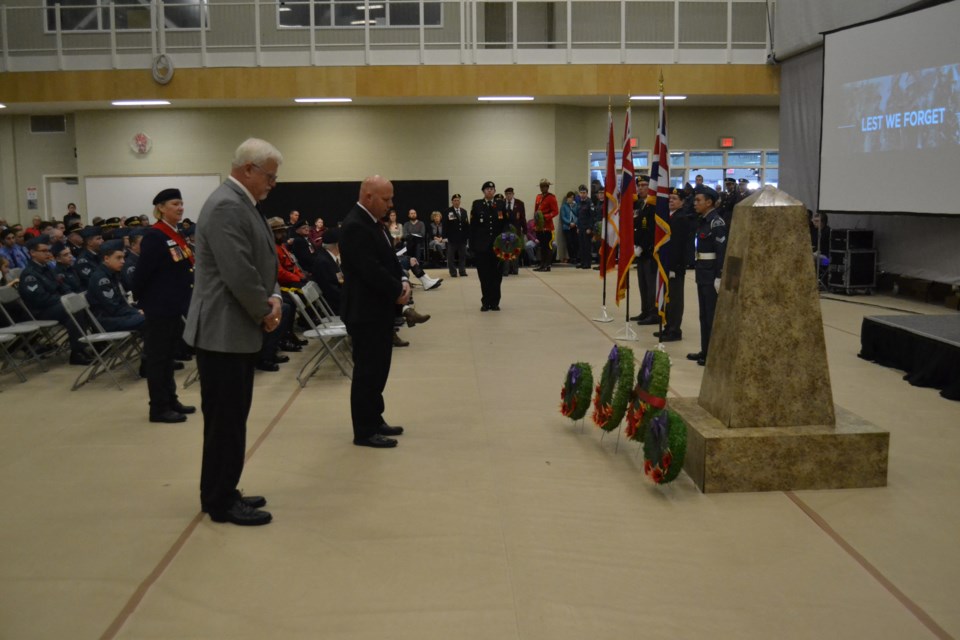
[
  {"xmin": 560, "ymin": 362, "xmax": 594, "ymax": 421},
  {"xmin": 591, "ymin": 345, "xmax": 635, "ymax": 432}
]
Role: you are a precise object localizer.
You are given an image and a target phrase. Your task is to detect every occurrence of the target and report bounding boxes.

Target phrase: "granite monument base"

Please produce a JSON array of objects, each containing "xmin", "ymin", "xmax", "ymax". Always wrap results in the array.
[{"xmin": 673, "ymin": 399, "xmax": 889, "ymax": 493}]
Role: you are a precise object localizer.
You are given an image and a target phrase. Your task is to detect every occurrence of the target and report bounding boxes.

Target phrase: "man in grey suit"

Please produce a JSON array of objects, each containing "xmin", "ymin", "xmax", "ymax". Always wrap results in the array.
[{"xmin": 184, "ymin": 138, "xmax": 283, "ymax": 526}]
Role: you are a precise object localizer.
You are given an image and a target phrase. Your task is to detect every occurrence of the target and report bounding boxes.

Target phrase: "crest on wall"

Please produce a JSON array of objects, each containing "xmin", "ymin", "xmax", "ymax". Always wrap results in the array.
[{"xmin": 130, "ymin": 132, "xmax": 152, "ymax": 155}]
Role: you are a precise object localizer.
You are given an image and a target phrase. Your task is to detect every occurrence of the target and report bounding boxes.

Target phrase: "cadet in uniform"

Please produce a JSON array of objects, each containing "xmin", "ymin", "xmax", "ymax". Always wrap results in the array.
[
  {"xmin": 51, "ymin": 241, "xmax": 83, "ymax": 293},
  {"xmin": 122, "ymin": 227, "xmax": 145, "ymax": 292},
  {"xmin": 469, "ymin": 180, "xmax": 507, "ymax": 311},
  {"xmin": 18, "ymin": 235, "xmax": 92, "ymax": 365},
  {"xmin": 444, "ymin": 193, "xmax": 469, "ymax": 277},
  {"xmin": 686, "ymin": 187, "xmax": 727, "ymax": 366},
  {"xmin": 87, "ymin": 239, "xmax": 145, "ymax": 332},
  {"xmin": 75, "ymin": 226, "xmax": 103, "ymax": 287},
  {"xmin": 65, "ymin": 222, "xmax": 85, "ymax": 258},
  {"xmin": 653, "ymin": 188, "xmax": 695, "ymax": 342},
  {"xmin": 719, "ymin": 177, "xmax": 741, "ymax": 228},
  {"xmin": 132, "ymin": 188, "xmax": 196, "ymax": 424},
  {"xmin": 632, "ymin": 175, "xmax": 658, "ymax": 324}
]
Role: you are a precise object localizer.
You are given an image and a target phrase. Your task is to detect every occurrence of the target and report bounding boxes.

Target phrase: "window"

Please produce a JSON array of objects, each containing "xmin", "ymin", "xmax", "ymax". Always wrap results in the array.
[
  {"xmin": 279, "ymin": 0, "xmax": 442, "ymax": 29},
  {"xmin": 589, "ymin": 149, "xmax": 780, "ymax": 192},
  {"xmin": 45, "ymin": 0, "xmax": 207, "ymax": 32}
]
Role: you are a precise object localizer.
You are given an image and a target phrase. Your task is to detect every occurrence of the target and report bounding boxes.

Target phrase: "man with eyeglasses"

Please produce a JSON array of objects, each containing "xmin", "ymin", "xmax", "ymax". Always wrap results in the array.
[
  {"xmin": 184, "ymin": 138, "xmax": 284, "ymax": 527},
  {"xmin": 18, "ymin": 235, "xmax": 93, "ymax": 365}
]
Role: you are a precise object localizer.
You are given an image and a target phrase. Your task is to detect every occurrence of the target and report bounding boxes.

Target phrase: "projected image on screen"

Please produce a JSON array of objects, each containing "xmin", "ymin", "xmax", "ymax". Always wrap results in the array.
[
  {"xmin": 819, "ymin": 1, "xmax": 960, "ymax": 216},
  {"xmin": 837, "ymin": 64, "xmax": 959, "ymax": 153}
]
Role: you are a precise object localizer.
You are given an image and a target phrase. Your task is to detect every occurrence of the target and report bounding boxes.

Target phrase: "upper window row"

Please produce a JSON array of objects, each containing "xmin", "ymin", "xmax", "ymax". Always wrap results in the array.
[{"xmin": 44, "ymin": 0, "xmax": 442, "ymax": 32}]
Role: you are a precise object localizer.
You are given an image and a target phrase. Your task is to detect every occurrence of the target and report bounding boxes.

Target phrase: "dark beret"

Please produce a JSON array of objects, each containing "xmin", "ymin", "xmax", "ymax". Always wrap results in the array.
[
  {"xmin": 504, "ymin": 187, "xmax": 515, "ymax": 194},
  {"xmin": 699, "ymin": 186, "xmax": 720, "ymax": 202},
  {"xmin": 67, "ymin": 222, "xmax": 84, "ymax": 234},
  {"xmin": 153, "ymin": 188, "xmax": 182, "ymax": 205},
  {"xmin": 724, "ymin": 177, "xmax": 736, "ymax": 184},
  {"xmin": 481, "ymin": 181, "xmax": 495, "ymax": 191},
  {"xmin": 125, "ymin": 216, "xmax": 142, "ymax": 227},
  {"xmin": 451, "ymin": 194, "xmax": 461, "ymax": 200},
  {"xmin": 669, "ymin": 187, "xmax": 684, "ymax": 197},
  {"xmin": 25, "ymin": 234, "xmax": 51, "ymax": 250},
  {"xmin": 638, "ymin": 175, "xmax": 650, "ymax": 182},
  {"xmin": 99, "ymin": 239, "xmax": 125, "ymax": 256},
  {"xmin": 80, "ymin": 226, "xmax": 102, "ymax": 239},
  {"xmin": 101, "ymin": 217, "xmax": 121, "ymax": 231}
]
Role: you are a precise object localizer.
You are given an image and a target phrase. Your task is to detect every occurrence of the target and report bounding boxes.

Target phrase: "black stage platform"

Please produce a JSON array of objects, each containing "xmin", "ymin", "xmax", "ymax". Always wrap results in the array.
[{"xmin": 859, "ymin": 314, "xmax": 960, "ymax": 401}]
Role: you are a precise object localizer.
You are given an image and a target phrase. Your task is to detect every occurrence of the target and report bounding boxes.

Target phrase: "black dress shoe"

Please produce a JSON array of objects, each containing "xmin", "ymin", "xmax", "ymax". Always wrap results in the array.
[
  {"xmin": 490, "ymin": 305, "xmax": 500, "ymax": 311},
  {"xmin": 450, "ymin": 273, "xmax": 458, "ymax": 278},
  {"xmin": 208, "ymin": 500, "xmax": 272, "ymax": 526},
  {"xmin": 256, "ymin": 360, "xmax": 280, "ymax": 372},
  {"xmin": 278, "ymin": 340, "xmax": 303, "ymax": 353},
  {"xmin": 202, "ymin": 494, "xmax": 266, "ymax": 512},
  {"xmin": 697, "ymin": 357, "xmax": 706, "ymax": 366},
  {"xmin": 686, "ymin": 352, "xmax": 704, "ymax": 361},
  {"xmin": 459, "ymin": 272, "xmax": 468, "ymax": 277},
  {"xmin": 659, "ymin": 332, "xmax": 682, "ymax": 343},
  {"xmin": 480, "ymin": 305, "xmax": 490, "ymax": 312},
  {"xmin": 69, "ymin": 351, "xmax": 93, "ymax": 366},
  {"xmin": 150, "ymin": 410, "xmax": 187, "ymax": 424},
  {"xmin": 173, "ymin": 361, "xmax": 185, "ymax": 370},
  {"xmin": 172, "ymin": 402, "xmax": 196, "ymax": 414},
  {"xmin": 270, "ymin": 353, "xmax": 291, "ymax": 364},
  {"xmin": 636, "ymin": 317, "xmax": 659, "ymax": 325},
  {"xmin": 291, "ymin": 336, "xmax": 308, "ymax": 347},
  {"xmin": 353, "ymin": 434, "xmax": 398, "ymax": 448},
  {"xmin": 378, "ymin": 424, "xmax": 404, "ymax": 436}
]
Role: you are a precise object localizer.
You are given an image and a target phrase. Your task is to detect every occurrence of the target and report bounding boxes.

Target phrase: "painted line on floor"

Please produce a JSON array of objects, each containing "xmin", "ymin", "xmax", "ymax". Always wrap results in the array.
[
  {"xmin": 99, "ymin": 384, "xmax": 304, "ymax": 640},
  {"xmin": 785, "ymin": 491, "xmax": 953, "ymax": 640}
]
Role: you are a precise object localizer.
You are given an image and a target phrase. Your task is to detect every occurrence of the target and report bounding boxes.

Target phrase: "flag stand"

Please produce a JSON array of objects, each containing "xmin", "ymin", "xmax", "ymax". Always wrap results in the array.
[
  {"xmin": 615, "ymin": 273, "xmax": 638, "ymax": 341},
  {"xmin": 593, "ymin": 213, "xmax": 614, "ymax": 323}
]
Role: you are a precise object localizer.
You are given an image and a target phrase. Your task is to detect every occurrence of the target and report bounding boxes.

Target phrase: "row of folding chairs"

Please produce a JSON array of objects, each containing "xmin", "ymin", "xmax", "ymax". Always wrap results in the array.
[
  {"xmin": 0, "ymin": 284, "xmax": 141, "ymax": 391},
  {"xmin": 289, "ymin": 281, "xmax": 353, "ymax": 387}
]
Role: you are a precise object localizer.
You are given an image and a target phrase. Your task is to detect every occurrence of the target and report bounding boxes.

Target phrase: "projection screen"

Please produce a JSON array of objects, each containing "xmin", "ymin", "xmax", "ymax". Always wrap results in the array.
[{"xmin": 818, "ymin": 0, "xmax": 960, "ymax": 216}]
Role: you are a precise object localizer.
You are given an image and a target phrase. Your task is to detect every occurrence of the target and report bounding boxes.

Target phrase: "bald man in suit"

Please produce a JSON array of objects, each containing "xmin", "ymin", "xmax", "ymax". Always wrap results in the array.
[{"xmin": 339, "ymin": 175, "xmax": 410, "ymax": 449}]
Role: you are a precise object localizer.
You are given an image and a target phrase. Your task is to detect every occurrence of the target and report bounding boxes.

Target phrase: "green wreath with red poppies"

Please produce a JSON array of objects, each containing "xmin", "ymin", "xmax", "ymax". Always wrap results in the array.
[
  {"xmin": 643, "ymin": 409, "xmax": 687, "ymax": 485},
  {"xmin": 591, "ymin": 345, "xmax": 635, "ymax": 432},
  {"xmin": 625, "ymin": 349, "xmax": 671, "ymax": 442},
  {"xmin": 493, "ymin": 225, "xmax": 523, "ymax": 262},
  {"xmin": 560, "ymin": 362, "xmax": 593, "ymax": 421}
]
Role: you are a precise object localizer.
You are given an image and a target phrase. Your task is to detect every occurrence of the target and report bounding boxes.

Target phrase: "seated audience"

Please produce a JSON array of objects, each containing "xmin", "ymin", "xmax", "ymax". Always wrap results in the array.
[{"xmin": 86, "ymin": 240, "xmax": 145, "ymax": 331}]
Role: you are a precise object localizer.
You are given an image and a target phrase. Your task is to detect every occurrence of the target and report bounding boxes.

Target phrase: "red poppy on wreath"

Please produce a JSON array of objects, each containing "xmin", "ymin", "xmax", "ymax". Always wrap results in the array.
[
  {"xmin": 650, "ymin": 467, "xmax": 665, "ymax": 484},
  {"xmin": 662, "ymin": 452, "xmax": 673, "ymax": 470},
  {"xmin": 644, "ymin": 459, "xmax": 653, "ymax": 474}
]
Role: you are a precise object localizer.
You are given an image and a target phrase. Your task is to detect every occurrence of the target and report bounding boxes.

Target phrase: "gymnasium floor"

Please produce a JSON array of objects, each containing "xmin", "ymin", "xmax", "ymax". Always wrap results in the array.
[{"xmin": 2, "ymin": 266, "xmax": 958, "ymax": 640}]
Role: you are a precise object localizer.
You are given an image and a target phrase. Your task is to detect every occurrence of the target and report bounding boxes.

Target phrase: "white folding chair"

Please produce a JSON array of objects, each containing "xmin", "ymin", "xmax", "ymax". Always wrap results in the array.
[
  {"xmin": 301, "ymin": 281, "xmax": 345, "ymax": 329},
  {"xmin": 0, "ymin": 333, "xmax": 28, "ymax": 384},
  {"xmin": 0, "ymin": 287, "xmax": 49, "ymax": 373},
  {"xmin": 6, "ymin": 268, "xmax": 21, "ymax": 282},
  {"xmin": 289, "ymin": 292, "xmax": 352, "ymax": 386},
  {"xmin": 0, "ymin": 285, "xmax": 68, "ymax": 355},
  {"xmin": 60, "ymin": 293, "xmax": 141, "ymax": 390}
]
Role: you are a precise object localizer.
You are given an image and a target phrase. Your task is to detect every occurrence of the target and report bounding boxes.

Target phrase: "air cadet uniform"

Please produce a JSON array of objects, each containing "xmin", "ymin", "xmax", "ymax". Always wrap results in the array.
[
  {"xmin": 122, "ymin": 228, "xmax": 145, "ymax": 292},
  {"xmin": 633, "ymin": 176, "xmax": 657, "ymax": 324},
  {"xmin": 50, "ymin": 241, "xmax": 83, "ymax": 293},
  {"xmin": 687, "ymin": 187, "xmax": 727, "ymax": 366},
  {"xmin": 86, "ymin": 240, "xmax": 145, "ymax": 332},
  {"xmin": 469, "ymin": 181, "xmax": 507, "ymax": 311},
  {"xmin": 75, "ymin": 226, "xmax": 103, "ymax": 288},
  {"xmin": 18, "ymin": 237, "xmax": 91, "ymax": 364}
]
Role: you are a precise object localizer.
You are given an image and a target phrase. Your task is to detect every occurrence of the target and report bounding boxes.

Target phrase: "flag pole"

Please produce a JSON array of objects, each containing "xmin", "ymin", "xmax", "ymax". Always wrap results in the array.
[{"xmin": 593, "ymin": 99, "xmax": 614, "ymax": 323}]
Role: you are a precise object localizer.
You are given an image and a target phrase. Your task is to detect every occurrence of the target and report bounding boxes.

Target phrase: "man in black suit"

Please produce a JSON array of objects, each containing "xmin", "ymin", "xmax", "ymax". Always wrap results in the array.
[
  {"xmin": 443, "ymin": 193, "xmax": 469, "ymax": 277},
  {"xmin": 340, "ymin": 175, "xmax": 409, "ymax": 449}
]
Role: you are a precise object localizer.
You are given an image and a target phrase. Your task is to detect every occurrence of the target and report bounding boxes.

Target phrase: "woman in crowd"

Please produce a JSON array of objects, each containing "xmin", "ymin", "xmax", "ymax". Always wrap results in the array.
[
  {"xmin": 131, "ymin": 189, "xmax": 196, "ymax": 424},
  {"xmin": 386, "ymin": 209, "xmax": 403, "ymax": 248},
  {"xmin": 309, "ymin": 217, "xmax": 325, "ymax": 248}
]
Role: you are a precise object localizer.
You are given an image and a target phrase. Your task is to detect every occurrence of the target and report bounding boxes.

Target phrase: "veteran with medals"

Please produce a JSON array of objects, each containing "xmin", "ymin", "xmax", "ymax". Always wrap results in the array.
[
  {"xmin": 132, "ymin": 188, "xmax": 197, "ymax": 424},
  {"xmin": 470, "ymin": 180, "xmax": 507, "ymax": 312}
]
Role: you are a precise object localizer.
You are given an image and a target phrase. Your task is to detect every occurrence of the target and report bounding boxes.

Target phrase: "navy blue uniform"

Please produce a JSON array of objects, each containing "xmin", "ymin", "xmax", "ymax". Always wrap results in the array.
[
  {"xmin": 18, "ymin": 260, "xmax": 87, "ymax": 354},
  {"xmin": 634, "ymin": 200, "xmax": 657, "ymax": 320},
  {"xmin": 469, "ymin": 198, "xmax": 507, "ymax": 310},
  {"xmin": 55, "ymin": 262, "xmax": 83, "ymax": 293},
  {"xmin": 659, "ymin": 208, "xmax": 695, "ymax": 337},
  {"xmin": 576, "ymin": 197, "xmax": 597, "ymax": 268},
  {"xmin": 443, "ymin": 205, "xmax": 469, "ymax": 276},
  {"xmin": 131, "ymin": 225, "xmax": 195, "ymax": 418},
  {"xmin": 75, "ymin": 249, "xmax": 99, "ymax": 288},
  {"xmin": 121, "ymin": 251, "xmax": 139, "ymax": 293},
  {"xmin": 86, "ymin": 263, "xmax": 144, "ymax": 331},
  {"xmin": 694, "ymin": 208, "xmax": 727, "ymax": 357}
]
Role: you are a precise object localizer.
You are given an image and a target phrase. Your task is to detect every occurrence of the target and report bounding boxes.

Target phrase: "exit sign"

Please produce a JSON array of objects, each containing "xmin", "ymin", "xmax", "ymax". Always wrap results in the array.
[{"xmin": 719, "ymin": 136, "xmax": 736, "ymax": 148}]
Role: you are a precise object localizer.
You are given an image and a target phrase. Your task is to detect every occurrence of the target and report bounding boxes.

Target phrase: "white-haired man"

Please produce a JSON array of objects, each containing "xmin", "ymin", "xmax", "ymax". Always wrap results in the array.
[{"xmin": 184, "ymin": 138, "xmax": 283, "ymax": 526}]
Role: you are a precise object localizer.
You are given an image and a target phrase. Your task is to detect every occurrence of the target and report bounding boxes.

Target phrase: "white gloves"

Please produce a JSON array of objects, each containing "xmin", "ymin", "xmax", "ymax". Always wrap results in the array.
[
  {"xmin": 668, "ymin": 271, "xmax": 676, "ymax": 279},
  {"xmin": 714, "ymin": 278, "xmax": 721, "ymax": 292}
]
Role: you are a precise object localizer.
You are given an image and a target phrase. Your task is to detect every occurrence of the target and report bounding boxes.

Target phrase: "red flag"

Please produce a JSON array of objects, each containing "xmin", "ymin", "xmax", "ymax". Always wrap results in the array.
[
  {"xmin": 650, "ymin": 89, "xmax": 671, "ymax": 324},
  {"xmin": 615, "ymin": 107, "xmax": 636, "ymax": 306},
  {"xmin": 600, "ymin": 110, "xmax": 619, "ymax": 277}
]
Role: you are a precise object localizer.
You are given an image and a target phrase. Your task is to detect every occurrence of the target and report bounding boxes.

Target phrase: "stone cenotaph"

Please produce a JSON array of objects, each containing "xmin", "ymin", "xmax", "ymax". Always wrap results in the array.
[{"xmin": 673, "ymin": 186, "xmax": 889, "ymax": 493}]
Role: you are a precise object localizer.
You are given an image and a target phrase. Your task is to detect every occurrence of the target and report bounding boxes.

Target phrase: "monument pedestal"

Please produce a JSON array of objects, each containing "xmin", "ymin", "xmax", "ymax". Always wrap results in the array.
[{"xmin": 674, "ymin": 399, "xmax": 889, "ymax": 493}]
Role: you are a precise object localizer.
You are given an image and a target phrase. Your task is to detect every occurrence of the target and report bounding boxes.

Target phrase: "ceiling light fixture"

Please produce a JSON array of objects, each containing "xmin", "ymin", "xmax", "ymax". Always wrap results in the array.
[
  {"xmin": 0, "ymin": 104, "xmax": 6, "ymax": 109},
  {"xmin": 112, "ymin": 100, "xmax": 171, "ymax": 106},
  {"xmin": 356, "ymin": 4, "xmax": 384, "ymax": 9},
  {"xmin": 294, "ymin": 97, "xmax": 353, "ymax": 103},
  {"xmin": 630, "ymin": 95, "xmax": 687, "ymax": 101},
  {"xmin": 477, "ymin": 96, "xmax": 535, "ymax": 102},
  {"xmin": 350, "ymin": 19, "xmax": 376, "ymax": 24}
]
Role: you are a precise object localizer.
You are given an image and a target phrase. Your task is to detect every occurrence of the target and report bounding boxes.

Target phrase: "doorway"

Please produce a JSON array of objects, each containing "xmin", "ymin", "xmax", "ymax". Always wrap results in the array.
[{"xmin": 45, "ymin": 175, "xmax": 81, "ymax": 222}]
